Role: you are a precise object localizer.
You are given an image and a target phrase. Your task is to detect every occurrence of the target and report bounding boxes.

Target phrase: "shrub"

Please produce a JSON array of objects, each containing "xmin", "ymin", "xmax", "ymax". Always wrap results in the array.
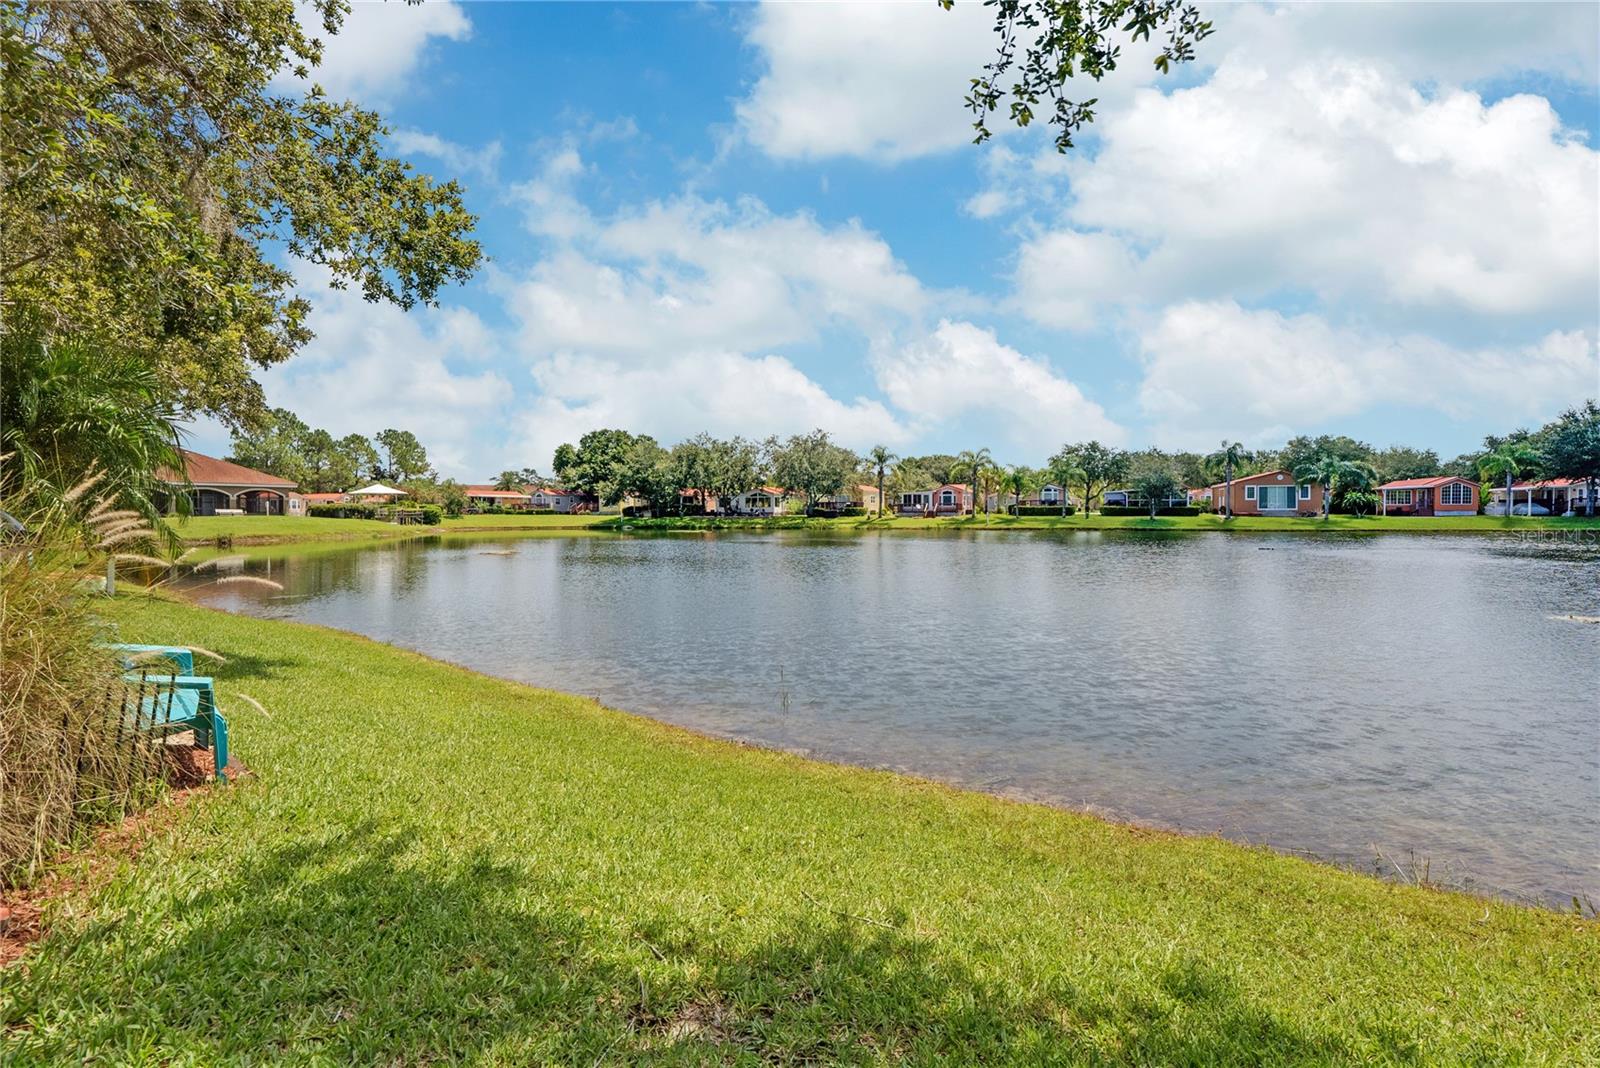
[
  {"xmin": 1013, "ymin": 505, "xmax": 1077, "ymax": 516},
  {"xmin": 308, "ymin": 503, "xmax": 380, "ymax": 520},
  {"xmin": 418, "ymin": 504, "xmax": 443, "ymax": 525},
  {"xmin": 1098, "ymin": 505, "xmax": 1201, "ymax": 516}
]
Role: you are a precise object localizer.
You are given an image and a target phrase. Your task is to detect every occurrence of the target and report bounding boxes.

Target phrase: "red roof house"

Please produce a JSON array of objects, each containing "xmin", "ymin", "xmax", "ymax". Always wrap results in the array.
[
  {"xmin": 1377, "ymin": 476, "xmax": 1479, "ymax": 517},
  {"xmin": 156, "ymin": 449, "xmax": 299, "ymax": 516}
]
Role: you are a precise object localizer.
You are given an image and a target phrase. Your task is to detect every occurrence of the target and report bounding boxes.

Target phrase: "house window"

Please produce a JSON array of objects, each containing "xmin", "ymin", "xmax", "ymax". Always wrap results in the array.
[
  {"xmin": 1390, "ymin": 489, "xmax": 1413, "ymax": 505},
  {"xmin": 1299, "ymin": 484, "xmax": 1311, "ymax": 501},
  {"xmin": 1440, "ymin": 482, "xmax": 1472, "ymax": 505},
  {"xmin": 940, "ymin": 490, "xmax": 954, "ymax": 506},
  {"xmin": 1245, "ymin": 485, "xmax": 1256, "ymax": 500}
]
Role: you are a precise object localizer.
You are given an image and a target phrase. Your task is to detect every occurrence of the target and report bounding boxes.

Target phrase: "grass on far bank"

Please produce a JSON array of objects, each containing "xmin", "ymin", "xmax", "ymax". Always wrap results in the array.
[
  {"xmin": 172, "ymin": 512, "xmax": 610, "ymax": 545},
  {"xmin": 4, "ymin": 594, "xmax": 1596, "ymax": 1064}
]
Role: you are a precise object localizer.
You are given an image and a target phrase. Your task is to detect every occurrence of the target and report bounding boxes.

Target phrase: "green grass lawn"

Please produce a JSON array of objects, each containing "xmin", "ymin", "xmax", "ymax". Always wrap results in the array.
[
  {"xmin": 173, "ymin": 512, "xmax": 611, "ymax": 545},
  {"xmin": 606, "ymin": 512, "xmax": 1600, "ymax": 534},
  {"xmin": 173, "ymin": 514, "xmax": 419, "ymax": 543},
  {"xmin": 4, "ymin": 596, "xmax": 1595, "ymax": 1064}
]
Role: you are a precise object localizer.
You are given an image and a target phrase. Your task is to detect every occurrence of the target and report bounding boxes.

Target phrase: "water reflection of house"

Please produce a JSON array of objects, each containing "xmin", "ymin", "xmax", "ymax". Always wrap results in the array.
[
  {"xmin": 1377, "ymin": 476, "xmax": 1479, "ymax": 516},
  {"xmin": 897, "ymin": 484, "xmax": 971, "ymax": 516},
  {"xmin": 1486, "ymin": 478, "xmax": 1594, "ymax": 516},
  {"xmin": 156, "ymin": 449, "xmax": 301, "ymax": 516}
]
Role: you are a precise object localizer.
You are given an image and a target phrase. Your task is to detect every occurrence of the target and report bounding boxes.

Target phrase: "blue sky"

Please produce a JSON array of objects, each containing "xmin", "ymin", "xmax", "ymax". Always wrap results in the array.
[{"xmin": 189, "ymin": 1, "xmax": 1600, "ymax": 477}]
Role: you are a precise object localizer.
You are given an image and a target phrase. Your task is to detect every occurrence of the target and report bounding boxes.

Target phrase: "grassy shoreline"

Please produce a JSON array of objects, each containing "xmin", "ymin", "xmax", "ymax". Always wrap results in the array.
[
  {"xmin": 174, "ymin": 510, "xmax": 1600, "ymax": 547},
  {"xmin": 173, "ymin": 512, "xmax": 611, "ymax": 546},
  {"xmin": 4, "ymin": 594, "xmax": 1595, "ymax": 1063}
]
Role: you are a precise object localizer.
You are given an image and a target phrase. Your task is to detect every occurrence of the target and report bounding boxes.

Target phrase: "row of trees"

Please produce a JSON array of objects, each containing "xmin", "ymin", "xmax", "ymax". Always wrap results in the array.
[
  {"xmin": 543, "ymin": 403, "xmax": 1600, "ymax": 520},
  {"xmin": 549, "ymin": 430, "xmax": 863, "ymax": 516},
  {"xmin": 228, "ymin": 411, "xmax": 432, "ymax": 493},
  {"xmin": 1203, "ymin": 402, "xmax": 1600, "ymax": 518}
]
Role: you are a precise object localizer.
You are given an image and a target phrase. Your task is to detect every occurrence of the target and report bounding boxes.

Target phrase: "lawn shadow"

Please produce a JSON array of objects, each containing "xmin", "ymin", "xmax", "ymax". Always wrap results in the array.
[
  {"xmin": 6, "ymin": 819, "xmax": 1423, "ymax": 1065},
  {"xmin": 206, "ymin": 650, "xmax": 305, "ymax": 684}
]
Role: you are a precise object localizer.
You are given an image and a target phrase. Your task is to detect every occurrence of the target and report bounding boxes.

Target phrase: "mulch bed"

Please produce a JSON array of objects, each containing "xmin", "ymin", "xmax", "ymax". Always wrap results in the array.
[{"xmin": 0, "ymin": 743, "xmax": 248, "ymax": 969}]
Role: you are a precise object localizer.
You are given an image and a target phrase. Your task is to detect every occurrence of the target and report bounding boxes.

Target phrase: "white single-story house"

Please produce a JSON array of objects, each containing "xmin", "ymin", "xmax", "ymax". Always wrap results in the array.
[
  {"xmin": 730, "ymin": 486, "xmax": 794, "ymax": 516},
  {"xmin": 464, "ymin": 485, "xmax": 533, "ymax": 510},
  {"xmin": 526, "ymin": 485, "xmax": 592, "ymax": 513}
]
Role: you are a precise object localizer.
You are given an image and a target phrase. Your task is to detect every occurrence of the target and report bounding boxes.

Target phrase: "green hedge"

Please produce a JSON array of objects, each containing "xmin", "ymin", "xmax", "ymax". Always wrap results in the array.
[
  {"xmin": 1013, "ymin": 505, "xmax": 1077, "ymax": 516},
  {"xmin": 308, "ymin": 503, "xmax": 381, "ymax": 520},
  {"xmin": 306, "ymin": 502, "xmax": 441, "ymax": 524},
  {"xmin": 1098, "ymin": 505, "xmax": 1201, "ymax": 516}
]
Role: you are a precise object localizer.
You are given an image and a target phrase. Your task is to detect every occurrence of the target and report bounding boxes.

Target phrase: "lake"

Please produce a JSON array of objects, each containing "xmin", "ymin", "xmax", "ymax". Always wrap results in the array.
[{"xmin": 178, "ymin": 530, "xmax": 1600, "ymax": 906}]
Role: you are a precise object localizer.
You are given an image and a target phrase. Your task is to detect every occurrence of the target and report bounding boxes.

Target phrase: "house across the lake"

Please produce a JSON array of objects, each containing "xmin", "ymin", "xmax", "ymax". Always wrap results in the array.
[
  {"xmin": 1020, "ymin": 483, "xmax": 1071, "ymax": 508},
  {"xmin": 898, "ymin": 484, "xmax": 971, "ymax": 516},
  {"xmin": 1484, "ymin": 477, "xmax": 1597, "ymax": 516},
  {"xmin": 730, "ymin": 486, "xmax": 793, "ymax": 516},
  {"xmin": 815, "ymin": 484, "xmax": 881, "ymax": 514},
  {"xmin": 1377, "ymin": 476, "xmax": 1479, "ymax": 516},
  {"xmin": 526, "ymin": 485, "xmax": 593, "ymax": 513},
  {"xmin": 155, "ymin": 449, "xmax": 301, "ymax": 516},
  {"xmin": 1207, "ymin": 470, "xmax": 1322, "ymax": 516},
  {"xmin": 302, "ymin": 491, "xmax": 348, "ymax": 506},
  {"xmin": 464, "ymin": 485, "xmax": 533, "ymax": 511},
  {"xmin": 679, "ymin": 488, "xmax": 718, "ymax": 515}
]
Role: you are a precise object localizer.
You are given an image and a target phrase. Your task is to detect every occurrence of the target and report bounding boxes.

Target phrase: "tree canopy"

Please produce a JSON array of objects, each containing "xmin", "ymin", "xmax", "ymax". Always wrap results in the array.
[
  {"xmin": 947, "ymin": 0, "xmax": 1213, "ymax": 151},
  {"xmin": 1, "ymin": 1, "xmax": 482, "ymax": 427},
  {"xmin": 769, "ymin": 431, "xmax": 859, "ymax": 514}
]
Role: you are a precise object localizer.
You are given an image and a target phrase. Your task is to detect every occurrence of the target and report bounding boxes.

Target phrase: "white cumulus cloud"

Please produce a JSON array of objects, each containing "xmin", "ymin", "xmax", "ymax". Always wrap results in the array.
[
  {"xmin": 1014, "ymin": 61, "xmax": 1598, "ymax": 329},
  {"xmin": 277, "ymin": 0, "xmax": 471, "ymax": 103},
  {"xmin": 1134, "ymin": 301, "xmax": 1599, "ymax": 448},
  {"xmin": 874, "ymin": 320, "xmax": 1124, "ymax": 456}
]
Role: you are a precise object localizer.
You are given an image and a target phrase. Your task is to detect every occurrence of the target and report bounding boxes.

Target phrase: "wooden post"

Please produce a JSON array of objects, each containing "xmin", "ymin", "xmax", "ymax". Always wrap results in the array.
[{"xmin": 104, "ymin": 555, "xmax": 116, "ymax": 597}]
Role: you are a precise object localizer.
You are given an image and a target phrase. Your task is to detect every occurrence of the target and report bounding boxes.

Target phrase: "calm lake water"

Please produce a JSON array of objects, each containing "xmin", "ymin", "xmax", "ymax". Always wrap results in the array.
[{"xmin": 180, "ymin": 530, "xmax": 1600, "ymax": 905}]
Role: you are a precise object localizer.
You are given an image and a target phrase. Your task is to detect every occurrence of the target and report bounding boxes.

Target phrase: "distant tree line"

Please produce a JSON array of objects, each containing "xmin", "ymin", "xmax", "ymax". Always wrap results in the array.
[{"xmin": 229, "ymin": 400, "xmax": 1600, "ymax": 519}]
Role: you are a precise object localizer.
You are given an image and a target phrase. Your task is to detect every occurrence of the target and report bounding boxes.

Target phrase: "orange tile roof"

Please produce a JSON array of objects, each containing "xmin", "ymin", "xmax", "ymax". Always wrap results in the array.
[
  {"xmin": 1378, "ymin": 476, "xmax": 1475, "ymax": 491},
  {"xmin": 157, "ymin": 449, "xmax": 297, "ymax": 489},
  {"xmin": 1507, "ymin": 478, "xmax": 1583, "ymax": 489},
  {"xmin": 463, "ymin": 485, "xmax": 531, "ymax": 498}
]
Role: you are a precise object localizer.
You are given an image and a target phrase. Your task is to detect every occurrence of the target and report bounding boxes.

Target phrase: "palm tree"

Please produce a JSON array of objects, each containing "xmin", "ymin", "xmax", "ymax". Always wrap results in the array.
[
  {"xmin": 1205, "ymin": 441, "xmax": 1253, "ymax": 519},
  {"xmin": 1, "ymin": 331, "xmax": 184, "ymax": 528},
  {"xmin": 952, "ymin": 447, "xmax": 992, "ymax": 518},
  {"xmin": 1002, "ymin": 466, "xmax": 1032, "ymax": 515},
  {"xmin": 493, "ymin": 470, "xmax": 524, "ymax": 491},
  {"xmin": 867, "ymin": 444, "xmax": 896, "ymax": 518},
  {"xmin": 1047, "ymin": 455, "xmax": 1086, "ymax": 517},
  {"xmin": 1292, "ymin": 454, "xmax": 1375, "ymax": 519},
  {"xmin": 1478, "ymin": 442, "xmax": 1542, "ymax": 517}
]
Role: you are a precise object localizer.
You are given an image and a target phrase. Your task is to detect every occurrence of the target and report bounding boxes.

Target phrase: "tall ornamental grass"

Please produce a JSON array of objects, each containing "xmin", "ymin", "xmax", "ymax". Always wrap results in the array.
[{"xmin": 0, "ymin": 472, "xmax": 172, "ymax": 886}]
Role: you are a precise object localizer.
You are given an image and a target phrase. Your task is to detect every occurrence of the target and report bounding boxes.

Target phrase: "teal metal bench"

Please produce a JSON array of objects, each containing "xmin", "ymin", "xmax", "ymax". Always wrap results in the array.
[
  {"xmin": 108, "ymin": 645, "xmax": 229, "ymax": 781},
  {"xmin": 108, "ymin": 644, "xmax": 195, "ymax": 674}
]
